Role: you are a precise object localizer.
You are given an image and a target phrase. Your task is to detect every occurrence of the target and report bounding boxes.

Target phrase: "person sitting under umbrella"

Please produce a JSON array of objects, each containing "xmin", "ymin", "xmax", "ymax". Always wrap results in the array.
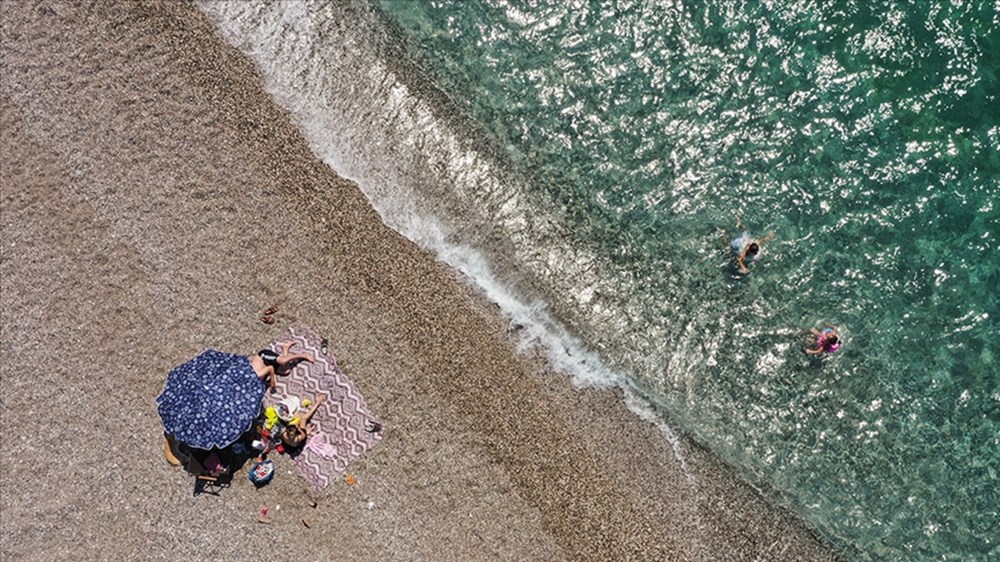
[
  {"xmin": 250, "ymin": 340, "xmax": 315, "ymax": 389},
  {"xmin": 159, "ymin": 349, "xmax": 270, "ymax": 467}
]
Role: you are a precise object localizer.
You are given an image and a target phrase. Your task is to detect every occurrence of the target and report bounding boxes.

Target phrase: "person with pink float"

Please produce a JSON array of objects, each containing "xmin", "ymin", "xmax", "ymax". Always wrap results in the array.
[{"xmin": 806, "ymin": 325, "xmax": 841, "ymax": 355}]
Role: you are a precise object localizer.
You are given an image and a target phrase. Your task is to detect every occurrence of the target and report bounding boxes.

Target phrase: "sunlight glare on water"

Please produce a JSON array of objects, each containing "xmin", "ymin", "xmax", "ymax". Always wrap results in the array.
[{"xmin": 200, "ymin": 0, "xmax": 1000, "ymax": 559}]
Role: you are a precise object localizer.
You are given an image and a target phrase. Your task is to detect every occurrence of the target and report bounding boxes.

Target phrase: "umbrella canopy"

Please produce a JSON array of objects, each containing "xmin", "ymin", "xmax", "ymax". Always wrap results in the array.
[{"xmin": 157, "ymin": 349, "xmax": 265, "ymax": 450}]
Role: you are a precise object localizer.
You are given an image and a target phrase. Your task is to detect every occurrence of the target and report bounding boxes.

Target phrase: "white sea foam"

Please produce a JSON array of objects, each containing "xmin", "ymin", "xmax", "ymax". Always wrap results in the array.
[
  {"xmin": 194, "ymin": 0, "xmax": 674, "ymax": 398},
  {"xmin": 195, "ymin": 0, "xmax": 705, "ymax": 479}
]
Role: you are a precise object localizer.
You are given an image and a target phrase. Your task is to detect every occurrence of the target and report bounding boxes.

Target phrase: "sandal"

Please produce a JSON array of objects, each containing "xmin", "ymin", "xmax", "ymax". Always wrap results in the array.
[
  {"xmin": 260, "ymin": 316, "xmax": 275, "ymax": 325},
  {"xmin": 257, "ymin": 506, "xmax": 272, "ymax": 524},
  {"xmin": 263, "ymin": 306, "xmax": 278, "ymax": 316},
  {"xmin": 320, "ymin": 338, "xmax": 329, "ymax": 356}
]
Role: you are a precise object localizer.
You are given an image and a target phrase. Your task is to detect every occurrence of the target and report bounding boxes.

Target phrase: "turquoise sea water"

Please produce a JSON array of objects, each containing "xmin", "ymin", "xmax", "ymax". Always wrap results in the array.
[
  {"xmin": 200, "ymin": 1, "xmax": 998, "ymax": 560},
  {"xmin": 374, "ymin": 2, "xmax": 999, "ymax": 559}
]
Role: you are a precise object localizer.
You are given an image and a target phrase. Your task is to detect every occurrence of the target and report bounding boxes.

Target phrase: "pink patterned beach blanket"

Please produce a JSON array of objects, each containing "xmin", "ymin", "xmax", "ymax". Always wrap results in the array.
[{"xmin": 263, "ymin": 325, "xmax": 382, "ymax": 491}]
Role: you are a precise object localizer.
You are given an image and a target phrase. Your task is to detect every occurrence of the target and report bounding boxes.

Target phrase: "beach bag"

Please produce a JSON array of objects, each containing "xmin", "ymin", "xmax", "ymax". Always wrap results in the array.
[{"xmin": 248, "ymin": 459, "xmax": 275, "ymax": 487}]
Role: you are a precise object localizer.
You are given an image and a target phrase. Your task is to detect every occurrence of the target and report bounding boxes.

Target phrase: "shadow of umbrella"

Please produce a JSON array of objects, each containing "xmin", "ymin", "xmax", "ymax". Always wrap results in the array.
[{"xmin": 157, "ymin": 349, "xmax": 265, "ymax": 452}]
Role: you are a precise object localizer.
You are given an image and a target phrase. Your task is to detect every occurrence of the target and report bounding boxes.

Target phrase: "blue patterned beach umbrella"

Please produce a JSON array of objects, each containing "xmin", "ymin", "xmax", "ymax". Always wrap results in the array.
[{"xmin": 157, "ymin": 349, "xmax": 265, "ymax": 450}]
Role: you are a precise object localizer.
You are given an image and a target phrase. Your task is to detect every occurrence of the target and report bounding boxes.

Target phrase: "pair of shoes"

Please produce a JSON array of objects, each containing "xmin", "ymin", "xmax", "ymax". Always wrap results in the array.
[
  {"xmin": 163, "ymin": 439, "xmax": 181, "ymax": 467},
  {"xmin": 260, "ymin": 305, "xmax": 278, "ymax": 324}
]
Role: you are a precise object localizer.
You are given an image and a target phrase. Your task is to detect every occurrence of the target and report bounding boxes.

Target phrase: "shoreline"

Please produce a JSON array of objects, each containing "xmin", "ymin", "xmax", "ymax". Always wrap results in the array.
[{"xmin": 1, "ymin": 2, "xmax": 844, "ymax": 561}]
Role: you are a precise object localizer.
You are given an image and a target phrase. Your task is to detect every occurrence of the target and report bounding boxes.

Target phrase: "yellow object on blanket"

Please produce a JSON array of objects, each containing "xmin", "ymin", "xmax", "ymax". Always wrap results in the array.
[{"xmin": 264, "ymin": 406, "xmax": 279, "ymax": 429}]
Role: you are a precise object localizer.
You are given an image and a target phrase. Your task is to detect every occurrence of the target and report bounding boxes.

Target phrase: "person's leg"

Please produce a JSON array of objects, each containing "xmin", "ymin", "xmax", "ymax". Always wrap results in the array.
[
  {"xmin": 277, "ymin": 352, "xmax": 315, "ymax": 366},
  {"xmin": 718, "ymin": 228, "xmax": 730, "ymax": 247},
  {"xmin": 163, "ymin": 433, "xmax": 181, "ymax": 466},
  {"xmin": 276, "ymin": 340, "xmax": 315, "ymax": 366}
]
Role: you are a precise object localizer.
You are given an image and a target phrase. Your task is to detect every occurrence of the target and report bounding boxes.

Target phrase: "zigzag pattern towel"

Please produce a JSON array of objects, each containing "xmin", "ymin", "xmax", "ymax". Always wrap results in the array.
[{"xmin": 263, "ymin": 325, "xmax": 382, "ymax": 491}]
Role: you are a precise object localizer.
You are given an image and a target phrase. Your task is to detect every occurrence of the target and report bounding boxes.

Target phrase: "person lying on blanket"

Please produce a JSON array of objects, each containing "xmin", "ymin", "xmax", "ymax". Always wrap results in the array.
[
  {"xmin": 281, "ymin": 394, "xmax": 326, "ymax": 448},
  {"xmin": 249, "ymin": 340, "xmax": 315, "ymax": 389}
]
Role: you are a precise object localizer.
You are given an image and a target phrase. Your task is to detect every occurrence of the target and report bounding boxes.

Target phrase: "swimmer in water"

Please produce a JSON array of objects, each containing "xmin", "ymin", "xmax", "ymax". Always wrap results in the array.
[
  {"xmin": 806, "ymin": 325, "xmax": 841, "ymax": 355},
  {"xmin": 721, "ymin": 217, "xmax": 774, "ymax": 274}
]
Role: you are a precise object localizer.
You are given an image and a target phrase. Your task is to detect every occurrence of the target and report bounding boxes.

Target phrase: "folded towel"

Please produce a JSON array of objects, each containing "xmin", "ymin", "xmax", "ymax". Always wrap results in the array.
[{"xmin": 306, "ymin": 435, "xmax": 336, "ymax": 459}]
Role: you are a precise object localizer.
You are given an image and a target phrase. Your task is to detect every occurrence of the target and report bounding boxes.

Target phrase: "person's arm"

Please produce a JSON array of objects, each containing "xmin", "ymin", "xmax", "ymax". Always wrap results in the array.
[
  {"xmin": 255, "ymin": 362, "xmax": 277, "ymax": 388},
  {"xmin": 297, "ymin": 395, "xmax": 325, "ymax": 427},
  {"xmin": 737, "ymin": 254, "xmax": 749, "ymax": 273},
  {"xmin": 805, "ymin": 346, "xmax": 823, "ymax": 355},
  {"xmin": 760, "ymin": 232, "xmax": 776, "ymax": 243}
]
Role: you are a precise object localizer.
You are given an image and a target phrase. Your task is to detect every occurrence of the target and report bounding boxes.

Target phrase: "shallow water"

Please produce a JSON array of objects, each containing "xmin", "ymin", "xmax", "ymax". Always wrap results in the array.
[{"xmin": 200, "ymin": 1, "xmax": 999, "ymax": 560}]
